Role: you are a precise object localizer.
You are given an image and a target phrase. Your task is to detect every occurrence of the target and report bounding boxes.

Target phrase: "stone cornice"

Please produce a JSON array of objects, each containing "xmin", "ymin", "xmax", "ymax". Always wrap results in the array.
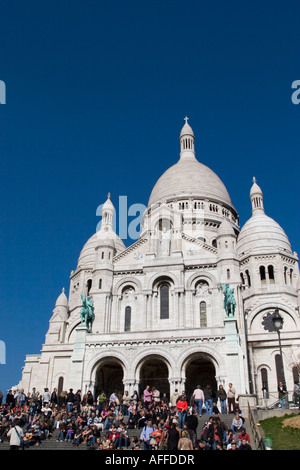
[{"xmin": 85, "ymin": 333, "xmax": 226, "ymax": 349}]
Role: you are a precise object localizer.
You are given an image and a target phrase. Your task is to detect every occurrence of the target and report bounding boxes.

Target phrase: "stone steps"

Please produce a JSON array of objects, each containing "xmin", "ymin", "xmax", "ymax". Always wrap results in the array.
[{"xmin": 0, "ymin": 413, "xmax": 253, "ymax": 451}]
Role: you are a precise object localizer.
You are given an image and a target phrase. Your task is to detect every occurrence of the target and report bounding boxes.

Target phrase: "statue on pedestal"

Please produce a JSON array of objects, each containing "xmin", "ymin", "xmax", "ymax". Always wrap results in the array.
[
  {"xmin": 221, "ymin": 284, "xmax": 236, "ymax": 317},
  {"xmin": 80, "ymin": 294, "xmax": 95, "ymax": 332}
]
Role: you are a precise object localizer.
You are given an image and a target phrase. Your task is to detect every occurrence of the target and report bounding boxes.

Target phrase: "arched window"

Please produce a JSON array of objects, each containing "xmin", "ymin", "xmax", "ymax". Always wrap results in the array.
[
  {"xmin": 261, "ymin": 368, "xmax": 269, "ymax": 398},
  {"xmin": 99, "ymin": 279, "xmax": 102, "ymax": 289},
  {"xmin": 124, "ymin": 306, "xmax": 131, "ymax": 332},
  {"xmin": 227, "ymin": 269, "xmax": 231, "ymax": 280},
  {"xmin": 290, "ymin": 269, "xmax": 293, "ymax": 286},
  {"xmin": 87, "ymin": 279, "xmax": 92, "ymax": 294},
  {"xmin": 200, "ymin": 301, "xmax": 207, "ymax": 327},
  {"xmin": 58, "ymin": 377, "xmax": 64, "ymax": 397},
  {"xmin": 160, "ymin": 284, "xmax": 169, "ymax": 319},
  {"xmin": 240, "ymin": 273, "xmax": 245, "ymax": 285},
  {"xmin": 259, "ymin": 266, "xmax": 266, "ymax": 283},
  {"xmin": 284, "ymin": 266, "xmax": 288, "ymax": 284},
  {"xmin": 212, "ymin": 239, "xmax": 217, "ymax": 248},
  {"xmin": 268, "ymin": 265, "xmax": 275, "ymax": 283},
  {"xmin": 246, "ymin": 270, "xmax": 251, "ymax": 287}
]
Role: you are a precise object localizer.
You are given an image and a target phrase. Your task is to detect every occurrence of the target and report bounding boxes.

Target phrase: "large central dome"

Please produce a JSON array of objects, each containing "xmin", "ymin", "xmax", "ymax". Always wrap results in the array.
[{"xmin": 148, "ymin": 119, "xmax": 232, "ymax": 208}]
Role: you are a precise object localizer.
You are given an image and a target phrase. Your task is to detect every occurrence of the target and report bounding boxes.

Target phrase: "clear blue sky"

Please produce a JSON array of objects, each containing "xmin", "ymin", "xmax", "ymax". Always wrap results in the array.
[{"xmin": 0, "ymin": 0, "xmax": 299, "ymax": 395}]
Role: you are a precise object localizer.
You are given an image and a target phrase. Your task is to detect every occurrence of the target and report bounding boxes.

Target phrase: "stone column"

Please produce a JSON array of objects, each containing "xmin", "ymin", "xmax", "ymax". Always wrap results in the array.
[{"xmin": 175, "ymin": 291, "xmax": 179, "ymax": 327}]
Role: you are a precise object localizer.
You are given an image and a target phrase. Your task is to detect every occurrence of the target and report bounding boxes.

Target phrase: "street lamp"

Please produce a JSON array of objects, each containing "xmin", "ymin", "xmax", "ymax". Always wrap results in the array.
[
  {"xmin": 272, "ymin": 309, "xmax": 285, "ymax": 385},
  {"xmin": 272, "ymin": 309, "xmax": 284, "ymax": 331}
]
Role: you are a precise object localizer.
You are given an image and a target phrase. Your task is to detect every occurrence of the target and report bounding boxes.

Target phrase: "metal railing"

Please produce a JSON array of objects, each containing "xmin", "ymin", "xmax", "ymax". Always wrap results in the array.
[
  {"xmin": 247, "ymin": 402, "xmax": 266, "ymax": 450},
  {"xmin": 257, "ymin": 391, "xmax": 299, "ymax": 410}
]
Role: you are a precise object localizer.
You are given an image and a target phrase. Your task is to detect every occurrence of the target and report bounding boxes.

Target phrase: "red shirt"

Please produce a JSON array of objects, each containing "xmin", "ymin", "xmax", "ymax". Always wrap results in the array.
[
  {"xmin": 176, "ymin": 400, "xmax": 188, "ymax": 412},
  {"xmin": 238, "ymin": 432, "xmax": 250, "ymax": 443}
]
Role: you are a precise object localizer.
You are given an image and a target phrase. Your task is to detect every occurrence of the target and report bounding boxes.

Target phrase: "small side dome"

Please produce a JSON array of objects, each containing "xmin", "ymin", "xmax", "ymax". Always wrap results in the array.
[
  {"xmin": 237, "ymin": 212, "xmax": 292, "ymax": 254},
  {"xmin": 55, "ymin": 288, "xmax": 68, "ymax": 308},
  {"xmin": 77, "ymin": 231, "xmax": 125, "ymax": 268},
  {"xmin": 77, "ymin": 194, "xmax": 126, "ymax": 268},
  {"xmin": 237, "ymin": 178, "xmax": 292, "ymax": 255},
  {"xmin": 217, "ymin": 218, "xmax": 235, "ymax": 237}
]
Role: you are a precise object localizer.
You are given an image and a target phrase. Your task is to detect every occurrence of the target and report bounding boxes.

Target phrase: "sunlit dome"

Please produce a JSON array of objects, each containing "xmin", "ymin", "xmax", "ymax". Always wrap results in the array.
[
  {"xmin": 148, "ymin": 118, "xmax": 232, "ymax": 208},
  {"xmin": 237, "ymin": 177, "xmax": 292, "ymax": 255}
]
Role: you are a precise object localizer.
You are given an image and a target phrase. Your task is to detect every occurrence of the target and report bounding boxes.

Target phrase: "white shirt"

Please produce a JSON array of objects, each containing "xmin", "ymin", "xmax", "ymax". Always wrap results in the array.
[
  {"xmin": 193, "ymin": 388, "xmax": 205, "ymax": 400},
  {"xmin": 7, "ymin": 426, "xmax": 24, "ymax": 446}
]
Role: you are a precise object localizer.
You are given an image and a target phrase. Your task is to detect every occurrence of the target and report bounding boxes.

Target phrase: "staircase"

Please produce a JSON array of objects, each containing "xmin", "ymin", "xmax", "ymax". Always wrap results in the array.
[{"xmin": 0, "ymin": 413, "xmax": 255, "ymax": 451}]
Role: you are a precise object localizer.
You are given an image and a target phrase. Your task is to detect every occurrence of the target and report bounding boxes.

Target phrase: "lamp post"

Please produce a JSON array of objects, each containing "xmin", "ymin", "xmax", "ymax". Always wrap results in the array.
[{"xmin": 272, "ymin": 309, "xmax": 285, "ymax": 385}]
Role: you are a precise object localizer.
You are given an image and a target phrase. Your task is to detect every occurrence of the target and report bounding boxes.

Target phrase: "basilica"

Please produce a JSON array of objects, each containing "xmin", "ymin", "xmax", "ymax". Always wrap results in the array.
[{"xmin": 19, "ymin": 119, "xmax": 300, "ymax": 407}]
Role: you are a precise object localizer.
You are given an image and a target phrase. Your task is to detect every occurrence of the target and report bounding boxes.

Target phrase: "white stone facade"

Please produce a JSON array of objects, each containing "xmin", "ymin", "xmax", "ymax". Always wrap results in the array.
[{"xmin": 19, "ymin": 120, "xmax": 300, "ymax": 406}]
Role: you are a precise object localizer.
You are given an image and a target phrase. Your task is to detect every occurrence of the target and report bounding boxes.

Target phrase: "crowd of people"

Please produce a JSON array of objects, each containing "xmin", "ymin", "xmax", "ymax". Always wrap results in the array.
[{"xmin": 0, "ymin": 382, "xmax": 253, "ymax": 451}]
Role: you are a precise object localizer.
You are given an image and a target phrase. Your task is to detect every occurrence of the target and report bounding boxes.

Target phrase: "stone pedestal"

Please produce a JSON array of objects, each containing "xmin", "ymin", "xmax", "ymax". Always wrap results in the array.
[
  {"xmin": 67, "ymin": 325, "xmax": 89, "ymax": 391},
  {"xmin": 224, "ymin": 317, "xmax": 245, "ymax": 393},
  {"xmin": 238, "ymin": 394, "xmax": 257, "ymax": 416}
]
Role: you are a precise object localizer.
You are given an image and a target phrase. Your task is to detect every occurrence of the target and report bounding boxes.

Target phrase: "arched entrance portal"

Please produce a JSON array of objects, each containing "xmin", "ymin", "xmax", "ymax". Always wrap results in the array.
[
  {"xmin": 139, "ymin": 357, "xmax": 170, "ymax": 398},
  {"xmin": 184, "ymin": 355, "xmax": 217, "ymax": 402},
  {"xmin": 95, "ymin": 359, "xmax": 124, "ymax": 398}
]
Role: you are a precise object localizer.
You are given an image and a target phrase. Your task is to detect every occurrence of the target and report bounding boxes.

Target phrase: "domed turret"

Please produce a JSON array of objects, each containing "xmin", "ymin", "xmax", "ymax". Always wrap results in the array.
[
  {"xmin": 217, "ymin": 218, "xmax": 236, "ymax": 237},
  {"xmin": 77, "ymin": 194, "xmax": 125, "ymax": 269},
  {"xmin": 180, "ymin": 116, "xmax": 195, "ymax": 160},
  {"xmin": 55, "ymin": 287, "xmax": 68, "ymax": 309},
  {"xmin": 237, "ymin": 178, "xmax": 292, "ymax": 255},
  {"xmin": 148, "ymin": 118, "xmax": 233, "ymax": 208}
]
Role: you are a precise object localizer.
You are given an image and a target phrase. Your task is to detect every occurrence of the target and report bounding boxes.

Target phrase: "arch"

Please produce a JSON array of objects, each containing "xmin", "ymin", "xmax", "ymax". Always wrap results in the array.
[
  {"xmin": 148, "ymin": 271, "xmax": 178, "ymax": 291},
  {"xmin": 85, "ymin": 352, "xmax": 128, "ymax": 398},
  {"xmin": 180, "ymin": 351, "xmax": 218, "ymax": 401},
  {"xmin": 245, "ymin": 269, "xmax": 251, "ymax": 287},
  {"xmin": 186, "ymin": 271, "xmax": 217, "ymax": 291},
  {"xmin": 95, "ymin": 359, "xmax": 124, "ymax": 398},
  {"xmin": 139, "ymin": 357, "xmax": 170, "ymax": 397},
  {"xmin": 112, "ymin": 277, "xmax": 142, "ymax": 296},
  {"xmin": 259, "ymin": 265, "xmax": 266, "ymax": 283},
  {"xmin": 195, "ymin": 279, "xmax": 209, "ymax": 289},
  {"xmin": 290, "ymin": 268, "xmax": 294, "ymax": 286},
  {"xmin": 83, "ymin": 350, "xmax": 130, "ymax": 394},
  {"xmin": 66, "ymin": 319, "xmax": 82, "ymax": 343},
  {"xmin": 268, "ymin": 265, "xmax": 275, "ymax": 283},
  {"xmin": 248, "ymin": 303, "xmax": 298, "ymax": 331},
  {"xmin": 260, "ymin": 368, "xmax": 269, "ymax": 397},
  {"xmin": 146, "ymin": 204, "xmax": 175, "ymax": 233},
  {"xmin": 157, "ymin": 217, "xmax": 173, "ymax": 232},
  {"xmin": 57, "ymin": 376, "xmax": 64, "ymax": 397},
  {"xmin": 87, "ymin": 279, "xmax": 92, "ymax": 293},
  {"xmin": 284, "ymin": 266, "xmax": 288, "ymax": 284},
  {"xmin": 132, "ymin": 348, "xmax": 176, "ymax": 382},
  {"xmin": 178, "ymin": 346, "xmax": 222, "ymax": 379}
]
